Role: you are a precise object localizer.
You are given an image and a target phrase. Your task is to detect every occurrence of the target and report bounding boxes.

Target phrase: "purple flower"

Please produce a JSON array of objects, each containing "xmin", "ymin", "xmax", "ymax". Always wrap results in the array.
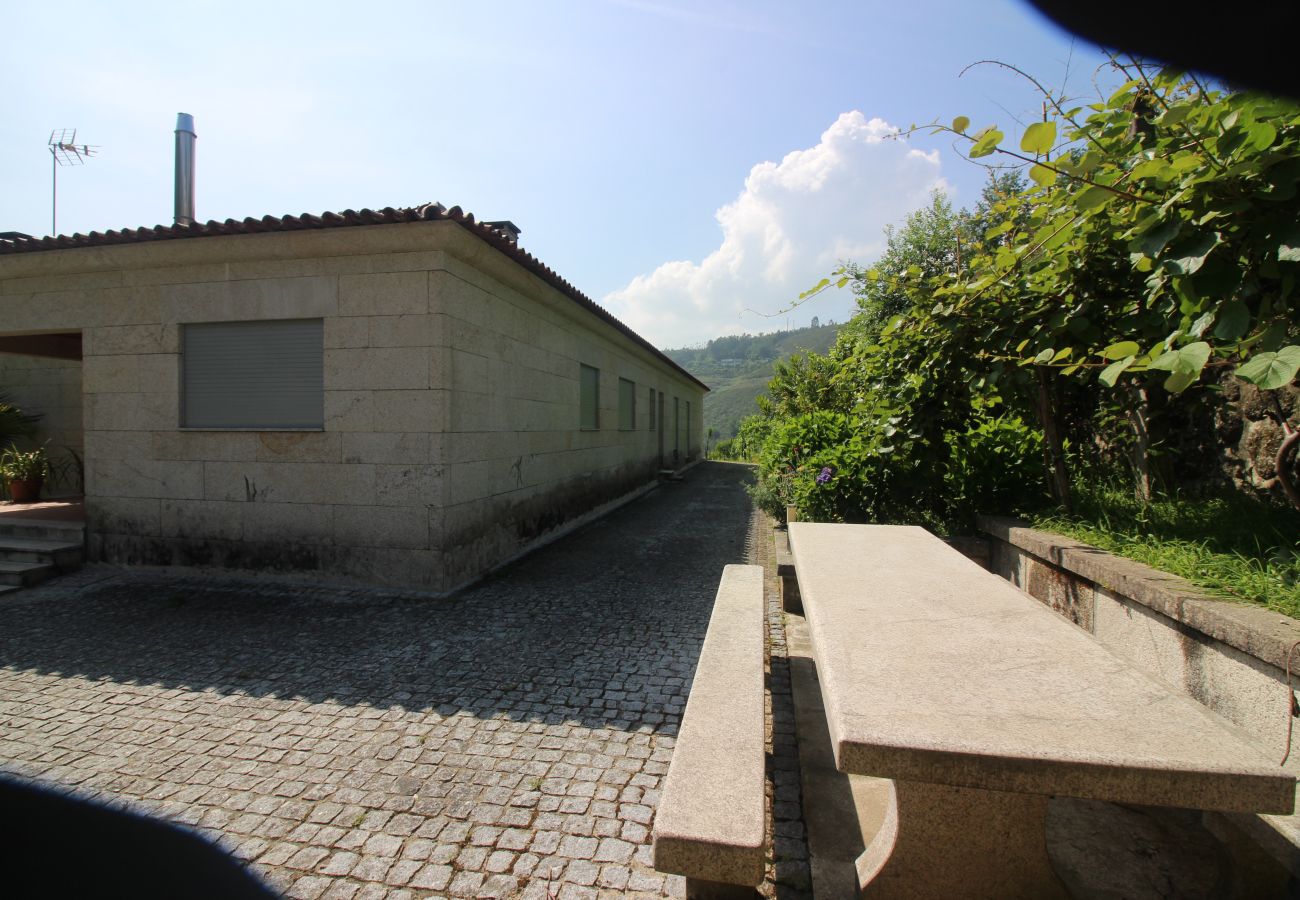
[{"xmin": 815, "ymin": 466, "xmax": 833, "ymax": 485}]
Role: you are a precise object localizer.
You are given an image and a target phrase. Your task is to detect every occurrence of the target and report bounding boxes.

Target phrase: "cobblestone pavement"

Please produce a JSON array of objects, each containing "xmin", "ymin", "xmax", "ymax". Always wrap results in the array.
[
  {"xmin": 0, "ymin": 462, "xmax": 808, "ymax": 899},
  {"xmin": 762, "ymin": 540, "xmax": 812, "ymax": 899}
]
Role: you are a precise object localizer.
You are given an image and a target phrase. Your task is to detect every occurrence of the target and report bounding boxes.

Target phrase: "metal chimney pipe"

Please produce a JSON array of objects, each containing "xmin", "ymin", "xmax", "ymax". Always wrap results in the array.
[{"xmin": 174, "ymin": 113, "xmax": 196, "ymax": 226}]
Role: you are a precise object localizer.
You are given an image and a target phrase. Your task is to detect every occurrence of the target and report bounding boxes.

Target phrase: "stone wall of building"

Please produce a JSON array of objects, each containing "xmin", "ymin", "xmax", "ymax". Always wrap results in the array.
[
  {"xmin": 0, "ymin": 222, "xmax": 705, "ymax": 591},
  {"xmin": 431, "ymin": 241, "xmax": 704, "ymax": 586}
]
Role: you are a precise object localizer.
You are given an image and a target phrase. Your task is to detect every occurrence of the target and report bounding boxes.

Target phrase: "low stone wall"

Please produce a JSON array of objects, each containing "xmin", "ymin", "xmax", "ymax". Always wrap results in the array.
[{"xmin": 978, "ymin": 515, "xmax": 1300, "ymax": 873}]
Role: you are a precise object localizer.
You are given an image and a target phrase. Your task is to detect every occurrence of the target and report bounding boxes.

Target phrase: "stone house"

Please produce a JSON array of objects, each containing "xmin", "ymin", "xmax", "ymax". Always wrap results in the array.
[{"xmin": 0, "ymin": 204, "xmax": 707, "ymax": 593}]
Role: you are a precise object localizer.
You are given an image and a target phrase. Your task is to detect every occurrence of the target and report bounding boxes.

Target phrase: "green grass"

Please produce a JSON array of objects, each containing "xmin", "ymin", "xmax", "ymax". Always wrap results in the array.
[{"xmin": 1031, "ymin": 485, "xmax": 1300, "ymax": 619}]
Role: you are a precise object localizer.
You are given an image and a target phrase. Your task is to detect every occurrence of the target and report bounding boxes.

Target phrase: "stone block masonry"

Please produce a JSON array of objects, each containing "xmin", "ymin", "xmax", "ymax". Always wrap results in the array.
[{"xmin": 0, "ymin": 219, "xmax": 706, "ymax": 592}]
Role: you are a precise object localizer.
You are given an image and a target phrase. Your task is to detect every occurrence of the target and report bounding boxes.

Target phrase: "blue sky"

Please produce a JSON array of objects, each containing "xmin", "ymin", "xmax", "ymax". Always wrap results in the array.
[{"xmin": 1, "ymin": 1, "xmax": 1113, "ymax": 347}]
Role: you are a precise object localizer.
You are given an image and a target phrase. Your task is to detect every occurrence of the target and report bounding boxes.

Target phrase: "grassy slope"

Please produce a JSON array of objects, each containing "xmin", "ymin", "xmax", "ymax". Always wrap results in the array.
[
  {"xmin": 665, "ymin": 323, "xmax": 840, "ymax": 442},
  {"xmin": 1032, "ymin": 486, "xmax": 1300, "ymax": 618}
]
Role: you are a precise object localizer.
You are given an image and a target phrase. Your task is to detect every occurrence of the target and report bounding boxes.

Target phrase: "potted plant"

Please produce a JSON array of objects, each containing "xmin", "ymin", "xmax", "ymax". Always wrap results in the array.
[{"xmin": 1, "ymin": 445, "xmax": 50, "ymax": 504}]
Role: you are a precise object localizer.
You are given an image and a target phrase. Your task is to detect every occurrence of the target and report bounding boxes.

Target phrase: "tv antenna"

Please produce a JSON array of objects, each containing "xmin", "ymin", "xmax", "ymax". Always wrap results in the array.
[{"xmin": 48, "ymin": 129, "xmax": 99, "ymax": 236}]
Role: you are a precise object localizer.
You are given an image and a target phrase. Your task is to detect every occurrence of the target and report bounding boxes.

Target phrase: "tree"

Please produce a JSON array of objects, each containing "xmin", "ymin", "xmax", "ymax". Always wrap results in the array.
[
  {"xmin": 926, "ymin": 62, "xmax": 1300, "ymax": 505},
  {"xmin": 845, "ymin": 190, "xmax": 970, "ymax": 339},
  {"xmin": 756, "ymin": 60, "xmax": 1300, "ymax": 524}
]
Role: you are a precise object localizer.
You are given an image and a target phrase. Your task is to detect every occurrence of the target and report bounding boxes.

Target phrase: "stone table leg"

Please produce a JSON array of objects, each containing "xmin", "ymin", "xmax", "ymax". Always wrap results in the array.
[
  {"xmin": 855, "ymin": 779, "xmax": 1068, "ymax": 900},
  {"xmin": 684, "ymin": 877, "xmax": 761, "ymax": 899}
]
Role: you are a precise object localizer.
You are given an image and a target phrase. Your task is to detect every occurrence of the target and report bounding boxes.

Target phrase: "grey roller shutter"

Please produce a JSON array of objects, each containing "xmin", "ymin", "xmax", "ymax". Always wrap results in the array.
[
  {"xmin": 183, "ymin": 319, "xmax": 324, "ymax": 428},
  {"xmin": 618, "ymin": 378, "xmax": 636, "ymax": 431}
]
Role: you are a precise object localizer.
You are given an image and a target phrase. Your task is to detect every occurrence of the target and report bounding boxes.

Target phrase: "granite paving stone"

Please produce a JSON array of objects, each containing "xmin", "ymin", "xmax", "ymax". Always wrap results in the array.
[{"xmin": 0, "ymin": 463, "xmax": 805, "ymax": 897}]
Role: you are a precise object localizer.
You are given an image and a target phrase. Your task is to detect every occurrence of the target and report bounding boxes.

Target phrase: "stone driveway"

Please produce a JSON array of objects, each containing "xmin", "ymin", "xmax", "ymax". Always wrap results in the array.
[{"xmin": 0, "ymin": 462, "xmax": 806, "ymax": 899}]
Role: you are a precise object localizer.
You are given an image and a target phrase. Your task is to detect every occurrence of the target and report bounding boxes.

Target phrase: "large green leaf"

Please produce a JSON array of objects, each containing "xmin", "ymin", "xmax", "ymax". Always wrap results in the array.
[
  {"xmin": 1246, "ymin": 122, "xmax": 1277, "ymax": 152},
  {"xmin": 1148, "ymin": 350, "xmax": 1180, "ymax": 371},
  {"xmin": 1136, "ymin": 220, "xmax": 1181, "ymax": 257},
  {"xmin": 1190, "ymin": 311, "xmax": 1215, "ymax": 337},
  {"xmin": 1101, "ymin": 340, "xmax": 1141, "ymax": 360},
  {"xmin": 1153, "ymin": 66, "xmax": 1185, "ymax": 88},
  {"xmin": 1020, "ymin": 121, "xmax": 1057, "ymax": 155},
  {"xmin": 1107, "ymin": 79, "xmax": 1141, "ymax": 107},
  {"xmin": 1158, "ymin": 105, "xmax": 1192, "ymax": 127},
  {"xmin": 1212, "ymin": 300, "xmax": 1250, "ymax": 341},
  {"xmin": 1098, "ymin": 357, "xmax": 1135, "ymax": 387},
  {"xmin": 1164, "ymin": 232, "xmax": 1220, "ymax": 275},
  {"xmin": 969, "ymin": 127, "xmax": 1004, "ymax": 159},
  {"xmin": 1237, "ymin": 346, "xmax": 1300, "ymax": 389},
  {"xmin": 1176, "ymin": 341, "xmax": 1212, "ymax": 372},
  {"xmin": 1163, "ymin": 368, "xmax": 1201, "ymax": 394},
  {"xmin": 1029, "ymin": 164, "xmax": 1055, "ymax": 187},
  {"xmin": 1147, "ymin": 341, "xmax": 1211, "ymax": 393},
  {"xmin": 1075, "ymin": 186, "xmax": 1113, "ymax": 211},
  {"xmin": 1131, "ymin": 159, "xmax": 1173, "ymax": 181},
  {"xmin": 1075, "ymin": 151, "xmax": 1103, "ymax": 174}
]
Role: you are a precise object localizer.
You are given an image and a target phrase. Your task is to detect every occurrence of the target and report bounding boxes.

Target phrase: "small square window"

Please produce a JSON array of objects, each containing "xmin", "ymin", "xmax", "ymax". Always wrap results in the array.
[{"xmin": 579, "ymin": 364, "xmax": 600, "ymax": 430}]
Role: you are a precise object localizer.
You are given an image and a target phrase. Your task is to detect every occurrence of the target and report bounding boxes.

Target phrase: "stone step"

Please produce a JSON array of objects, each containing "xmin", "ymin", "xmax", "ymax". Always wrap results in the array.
[
  {"xmin": 0, "ymin": 519, "xmax": 85, "ymax": 545},
  {"xmin": 0, "ymin": 583, "xmax": 21, "ymax": 598},
  {"xmin": 0, "ymin": 536, "xmax": 85, "ymax": 568},
  {"xmin": 0, "ymin": 560, "xmax": 56, "ymax": 588}
]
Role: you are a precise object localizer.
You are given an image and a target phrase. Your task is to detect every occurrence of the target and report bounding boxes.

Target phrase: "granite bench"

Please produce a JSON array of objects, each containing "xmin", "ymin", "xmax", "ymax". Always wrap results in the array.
[
  {"xmin": 787, "ymin": 522, "xmax": 1296, "ymax": 899},
  {"xmin": 652, "ymin": 564, "xmax": 766, "ymax": 899}
]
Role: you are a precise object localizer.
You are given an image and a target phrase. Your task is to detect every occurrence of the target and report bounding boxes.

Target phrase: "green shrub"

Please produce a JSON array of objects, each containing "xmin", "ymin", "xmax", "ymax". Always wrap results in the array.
[
  {"xmin": 0, "ymin": 445, "xmax": 50, "ymax": 482},
  {"xmin": 944, "ymin": 413, "xmax": 1051, "ymax": 525},
  {"xmin": 747, "ymin": 401, "xmax": 1051, "ymax": 533}
]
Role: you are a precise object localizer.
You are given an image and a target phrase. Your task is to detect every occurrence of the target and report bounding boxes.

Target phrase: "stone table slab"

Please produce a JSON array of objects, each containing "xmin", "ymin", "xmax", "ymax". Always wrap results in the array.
[{"xmin": 787, "ymin": 522, "xmax": 1293, "ymax": 814}]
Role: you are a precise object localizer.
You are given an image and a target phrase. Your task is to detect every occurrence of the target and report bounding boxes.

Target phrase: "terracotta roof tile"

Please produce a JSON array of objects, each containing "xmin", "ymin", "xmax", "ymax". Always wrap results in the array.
[{"xmin": 0, "ymin": 203, "xmax": 707, "ymax": 392}]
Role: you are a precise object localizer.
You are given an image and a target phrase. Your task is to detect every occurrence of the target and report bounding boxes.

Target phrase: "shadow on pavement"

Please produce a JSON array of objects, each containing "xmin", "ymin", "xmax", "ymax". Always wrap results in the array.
[{"xmin": 0, "ymin": 462, "xmax": 757, "ymax": 736}]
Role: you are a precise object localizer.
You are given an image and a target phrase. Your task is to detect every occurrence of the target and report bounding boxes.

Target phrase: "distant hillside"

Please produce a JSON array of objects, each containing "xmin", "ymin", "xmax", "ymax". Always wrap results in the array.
[{"xmin": 665, "ymin": 322, "xmax": 841, "ymax": 444}]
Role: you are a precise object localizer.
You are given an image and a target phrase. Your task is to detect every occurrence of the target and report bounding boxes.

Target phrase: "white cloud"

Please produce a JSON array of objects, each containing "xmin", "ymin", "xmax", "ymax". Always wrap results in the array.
[{"xmin": 602, "ymin": 111, "xmax": 948, "ymax": 348}]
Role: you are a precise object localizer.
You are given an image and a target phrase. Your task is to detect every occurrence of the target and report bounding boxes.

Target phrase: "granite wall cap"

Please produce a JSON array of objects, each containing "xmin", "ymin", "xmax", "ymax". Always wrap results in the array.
[{"xmin": 979, "ymin": 515, "xmax": 1300, "ymax": 674}]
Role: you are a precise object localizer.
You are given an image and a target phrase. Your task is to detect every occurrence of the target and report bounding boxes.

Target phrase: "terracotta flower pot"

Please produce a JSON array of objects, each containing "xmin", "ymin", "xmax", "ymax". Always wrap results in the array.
[{"xmin": 6, "ymin": 477, "xmax": 43, "ymax": 504}]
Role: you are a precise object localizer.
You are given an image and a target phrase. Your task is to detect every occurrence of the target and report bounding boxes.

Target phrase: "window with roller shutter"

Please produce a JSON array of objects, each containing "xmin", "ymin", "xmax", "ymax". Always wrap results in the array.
[
  {"xmin": 618, "ymin": 378, "xmax": 636, "ymax": 431},
  {"xmin": 182, "ymin": 319, "xmax": 324, "ymax": 429}
]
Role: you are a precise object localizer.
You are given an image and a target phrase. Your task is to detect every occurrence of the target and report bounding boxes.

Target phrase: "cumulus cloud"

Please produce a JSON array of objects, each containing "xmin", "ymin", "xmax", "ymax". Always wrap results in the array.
[{"xmin": 603, "ymin": 112, "xmax": 948, "ymax": 348}]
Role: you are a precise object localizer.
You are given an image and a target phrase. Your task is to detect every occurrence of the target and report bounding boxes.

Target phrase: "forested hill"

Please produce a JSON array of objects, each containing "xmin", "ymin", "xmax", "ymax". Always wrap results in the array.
[{"xmin": 664, "ymin": 322, "xmax": 841, "ymax": 443}]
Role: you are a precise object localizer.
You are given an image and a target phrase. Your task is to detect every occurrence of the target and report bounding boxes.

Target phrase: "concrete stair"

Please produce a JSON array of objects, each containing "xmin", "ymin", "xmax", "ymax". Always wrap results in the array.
[{"xmin": 0, "ymin": 518, "xmax": 85, "ymax": 596}]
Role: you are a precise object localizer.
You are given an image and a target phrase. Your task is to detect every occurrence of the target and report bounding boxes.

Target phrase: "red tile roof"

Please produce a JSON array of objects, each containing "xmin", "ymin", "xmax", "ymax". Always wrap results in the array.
[{"xmin": 0, "ymin": 203, "xmax": 707, "ymax": 392}]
